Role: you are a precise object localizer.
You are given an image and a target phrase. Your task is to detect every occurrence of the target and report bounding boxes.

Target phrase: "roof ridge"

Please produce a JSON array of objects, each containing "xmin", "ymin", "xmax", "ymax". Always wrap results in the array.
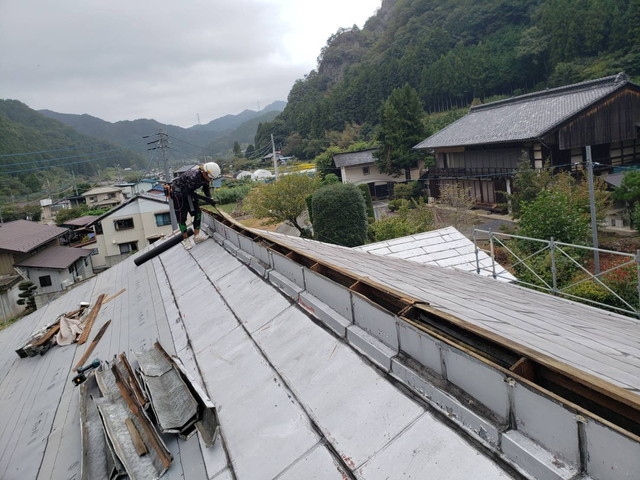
[{"xmin": 470, "ymin": 72, "xmax": 628, "ymax": 113}]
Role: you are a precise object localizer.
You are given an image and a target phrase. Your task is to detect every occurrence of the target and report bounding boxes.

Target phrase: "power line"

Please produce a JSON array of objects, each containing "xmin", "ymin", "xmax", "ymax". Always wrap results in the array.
[
  {"xmin": 0, "ymin": 152, "xmax": 127, "ymax": 174},
  {"xmin": 0, "ymin": 143, "xmax": 109, "ymax": 159},
  {"xmin": 0, "ymin": 147, "xmax": 127, "ymax": 168}
]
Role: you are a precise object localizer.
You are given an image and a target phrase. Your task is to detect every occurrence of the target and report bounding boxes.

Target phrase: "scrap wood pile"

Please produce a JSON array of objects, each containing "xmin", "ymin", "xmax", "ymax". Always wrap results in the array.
[
  {"xmin": 79, "ymin": 341, "xmax": 219, "ymax": 480},
  {"xmin": 15, "ymin": 289, "xmax": 125, "ymax": 358}
]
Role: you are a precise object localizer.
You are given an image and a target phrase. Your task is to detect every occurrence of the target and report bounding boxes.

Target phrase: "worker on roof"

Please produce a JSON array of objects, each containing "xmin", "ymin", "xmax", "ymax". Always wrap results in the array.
[{"xmin": 167, "ymin": 162, "xmax": 220, "ymax": 249}]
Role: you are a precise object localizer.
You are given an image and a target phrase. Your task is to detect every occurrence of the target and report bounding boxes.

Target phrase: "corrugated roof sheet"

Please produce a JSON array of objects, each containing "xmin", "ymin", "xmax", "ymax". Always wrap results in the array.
[
  {"xmin": 333, "ymin": 149, "xmax": 376, "ymax": 167},
  {"xmin": 0, "ymin": 219, "xmax": 67, "ymax": 253},
  {"xmin": 14, "ymin": 245, "xmax": 93, "ymax": 269},
  {"xmin": 415, "ymin": 73, "xmax": 631, "ymax": 149}
]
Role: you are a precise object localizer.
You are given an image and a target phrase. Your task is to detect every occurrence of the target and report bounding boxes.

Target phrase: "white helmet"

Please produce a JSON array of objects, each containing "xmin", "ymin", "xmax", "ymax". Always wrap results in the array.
[{"xmin": 203, "ymin": 162, "xmax": 221, "ymax": 179}]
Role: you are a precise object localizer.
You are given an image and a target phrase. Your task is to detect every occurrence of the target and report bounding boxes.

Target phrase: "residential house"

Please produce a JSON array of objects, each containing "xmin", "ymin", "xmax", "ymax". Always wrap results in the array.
[
  {"xmin": 14, "ymin": 246, "xmax": 94, "ymax": 300},
  {"xmin": 414, "ymin": 72, "xmax": 640, "ymax": 209},
  {"xmin": 0, "ymin": 220, "xmax": 82, "ymax": 317},
  {"xmin": 333, "ymin": 148, "xmax": 425, "ymax": 198},
  {"xmin": 82, "ymin": 186, "xmax": 125, "ymax": 210},
  {"xmin": 89, "ymin": 193, "xmax": 173, "ymax": 269},
  {"xmin": 58, "ymin": 215, "xmax": 99, "ymax": 245}
]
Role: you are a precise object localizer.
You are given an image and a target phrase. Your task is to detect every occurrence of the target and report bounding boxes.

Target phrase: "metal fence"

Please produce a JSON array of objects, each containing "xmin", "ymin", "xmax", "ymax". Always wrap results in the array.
[{"xmin": 472, "ymin": 229, "xmax": 640, "ymax": 317}]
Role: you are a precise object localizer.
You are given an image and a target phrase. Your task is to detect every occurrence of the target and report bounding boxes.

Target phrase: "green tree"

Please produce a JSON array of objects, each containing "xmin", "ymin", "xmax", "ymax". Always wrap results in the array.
[
  {"xmin": 358, "ymin": 184, "xmax": 375, "ymax": 220},
  {"xmin": 55, "ymin": 205, "xmax": 89, "ymax": 225},
  {"xmin": 509, "ymin": 157, "xmax": 554, "ymax": 218},
  {"xmin": 244, "ymin": 144, "xmax": 256, "ymax": 159},
  {"xmin": 243, "ymin": 174, "xmax": 319, "ymax": 236},
  {"xmin": 312, "ymin": 183, "xmax": 367, "ymax": 247},
  {"xmin": 518, "ymin": 190, "xmax": 590, "ymax": 245},
  {"xmin": 373, "ymin": 84, "xmax": 425, "ymax": 180},
  {"xmin": 233, "ymin": 141, "xmax": 242, "ymax": 157}
]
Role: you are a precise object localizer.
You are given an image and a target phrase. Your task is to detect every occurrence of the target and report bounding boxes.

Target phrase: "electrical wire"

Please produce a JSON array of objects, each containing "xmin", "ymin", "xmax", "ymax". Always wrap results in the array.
[
  {"xmin": 0, "ymin": 147, "xmax": 127, "ymax": 168},
  {"xmin": 0, "ymin": 143, "xmax": 109, "ymax": 158},
  {"xmin": 0, "ymin": 152, "xmax": 127, "ymax": 174}
]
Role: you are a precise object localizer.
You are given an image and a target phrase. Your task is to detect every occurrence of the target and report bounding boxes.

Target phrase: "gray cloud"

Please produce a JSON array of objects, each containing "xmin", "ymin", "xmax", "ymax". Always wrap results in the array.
[{"xmin": 0, "ymin": 0, "xmax": 380, "ymax": 127}]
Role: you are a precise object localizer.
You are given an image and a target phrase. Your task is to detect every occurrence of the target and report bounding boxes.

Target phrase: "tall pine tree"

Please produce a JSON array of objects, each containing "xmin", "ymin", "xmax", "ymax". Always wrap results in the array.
[{"xmin": 374, "ymin": 84, "xmax": 425, "ymax": 181}]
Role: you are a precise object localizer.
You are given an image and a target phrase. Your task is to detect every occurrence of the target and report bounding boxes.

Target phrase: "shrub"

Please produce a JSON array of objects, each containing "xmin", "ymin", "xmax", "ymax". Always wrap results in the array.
[
  {"xmin": 369, "ymin": 199, "xmax": 434, "ymax": 242},
  {"xmin": 388, "ymin": 199, "xmax": 412, "ymax": 211},
  {"xmin": 358, "ymin": 184, "xmax": 375, "ymax": 219},
  {"xmin": 518, "ymin": 190, "xmax": 590, "ymax": 245},
  {"xmin": 312, "ymin": 183, "xmax": 367, "ymax": 247},
  {"xmin": 212, "ymin": 184, "xmax": 252, "ymax": 205},
  {"xmin": 17, "ymin": 281, "xmax": 37, "ymax": 312}
]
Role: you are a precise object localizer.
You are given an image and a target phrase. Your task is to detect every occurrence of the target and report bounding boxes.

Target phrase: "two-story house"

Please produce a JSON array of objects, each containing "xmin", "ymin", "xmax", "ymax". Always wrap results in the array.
[
  {"xmin": 414, "ymin": 73, "xmax": 640, "ymax": 209},
  {"xmin": 0, "ymin": 220, "xmax": 94, "ymax": 315},
  {"xmin": 89, "ymin": 193, "xmax": 174, "ymax": 269},
  {"xmin": 82, "ymin": 186, "xmax": 125, "ymax": 210},
  {"xmin": 333, "ymin": 149, "xmax": 425, "ymax": 199}
]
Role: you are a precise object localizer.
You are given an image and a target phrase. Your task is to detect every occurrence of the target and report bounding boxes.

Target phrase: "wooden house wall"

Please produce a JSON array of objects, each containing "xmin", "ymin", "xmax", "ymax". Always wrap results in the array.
[
  {"xmin": 437, "ymin": 147, "xmax": 524, "ymax": 170},
  {"xmin": 0, "ymin": 253, "xmax": 15, "ymax": 276},
  {"xmin": 559, "ymin": 88, "xmax": 640, "ymax": 150}
]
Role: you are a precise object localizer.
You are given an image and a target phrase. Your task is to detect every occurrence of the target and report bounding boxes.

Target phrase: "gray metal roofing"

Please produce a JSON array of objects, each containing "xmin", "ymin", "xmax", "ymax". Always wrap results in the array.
[
  {"xmin": 59, "ymin": 215, "xmax": 99, "ymax": 227},
  {"xmin": 354, "ymin": 226, "xmax": 516, "ymax": 282},
  {"xmin": 260, "ymin": 230, "xmax": 640, "ymax": 394},
  {"xmin": 14, "ymin": 245, "xmax": 93, "ymax": 269},
  {"xmin": 414, "ymin": 73, "xmax": 631, "ymax": 149},
  {"xmin": 333, "ymin": 149, "xmax": 376, "ymax": 167},
  {"xmin": 0, "ymin": 220, "xmax": 67, "ymax": 253},
  {"xmin": 2, "ymin": 213, "xmax": 640, "ymax": 479},
  {"xmin": 0, "ymin": 223, "xmax": 515, "ymax": 479}
]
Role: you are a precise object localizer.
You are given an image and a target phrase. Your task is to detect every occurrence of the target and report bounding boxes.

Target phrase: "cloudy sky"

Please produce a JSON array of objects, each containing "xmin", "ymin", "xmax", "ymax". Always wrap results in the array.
[{"xmin": 0, "ymin": 0, "xmax": 381, "ymax": 128}]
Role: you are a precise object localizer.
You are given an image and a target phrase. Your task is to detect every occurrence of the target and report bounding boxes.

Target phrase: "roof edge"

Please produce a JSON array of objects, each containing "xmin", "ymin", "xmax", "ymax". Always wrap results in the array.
[{"xmin": 470, "ymin": 72, "xmax": 629, "ymax": 113}]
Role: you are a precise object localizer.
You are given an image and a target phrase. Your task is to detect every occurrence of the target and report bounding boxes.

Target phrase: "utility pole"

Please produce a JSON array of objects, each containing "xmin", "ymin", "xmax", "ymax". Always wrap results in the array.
[
  {"xmin": 271, "ymin": 134, "xmax": 279, "ymax": 180},
  {"xmin": 71, "ymin": 169, "xmax": 79, "ymax": 196},
  {"xmin": 586, "ymin": 146, "xmax": 600, "ymax": 275},
  {"xmin": 145, "ymin": 129, "xmax": 178, "ymax": 230}
]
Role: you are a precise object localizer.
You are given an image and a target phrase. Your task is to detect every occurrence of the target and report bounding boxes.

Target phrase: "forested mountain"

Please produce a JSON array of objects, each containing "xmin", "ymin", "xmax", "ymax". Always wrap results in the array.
[
  {"xmin": 265, "ymin": 0, "xmax": 640, "ymax": 159},
  {"xmin": 39, "ymin": 101, "xmax": 286, "ymax": 157},
  {"xmin": 0, "ymin": 100, "xmax": 145, "ymax": 200}
]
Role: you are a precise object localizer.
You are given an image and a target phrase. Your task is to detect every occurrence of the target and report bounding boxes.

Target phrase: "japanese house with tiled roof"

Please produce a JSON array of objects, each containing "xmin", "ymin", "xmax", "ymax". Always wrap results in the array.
[{"xmin": 414, "ymin": 73, "xmax": 640, "ymax": 208}]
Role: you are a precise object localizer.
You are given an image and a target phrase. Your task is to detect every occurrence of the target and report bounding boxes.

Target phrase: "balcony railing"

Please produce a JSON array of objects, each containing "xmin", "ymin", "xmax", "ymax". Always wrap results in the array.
[{"xmin": 424, "ymin": 167, "xmax": 514, "ymax": 179}]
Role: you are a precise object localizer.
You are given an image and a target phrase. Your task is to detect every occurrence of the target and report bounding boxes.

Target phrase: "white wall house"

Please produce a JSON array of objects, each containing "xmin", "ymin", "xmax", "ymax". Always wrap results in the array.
[
  {"xmin": 82, "ymin": 186, "xmax": 125, "ymax": 209},
  {"xmin": 333, "ymin": 149, "xmax": 425, "ymax": 198},
  {"xmin": 14, "ymin": 246, "xmax": 94, "ymax": 304},
  {"xmin": 90, "ymin": 194, "xmax": 173, "ymax": 269}
]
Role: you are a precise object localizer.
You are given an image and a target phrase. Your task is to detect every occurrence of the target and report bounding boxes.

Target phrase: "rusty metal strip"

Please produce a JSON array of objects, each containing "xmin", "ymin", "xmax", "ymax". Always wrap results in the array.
[
  {"xmin": 111, "ymin": 363, "xmax": 173, "ymax": 470},
  {"xmin": 78, "ymin": 293, "xmax": 106, "ymax": 345},
  {"xmin": 74, "ymin": 320, "xmax": 111, "ymax": 370},
  {"xmin": 103, "ymin": 288, "xmax": 126, "ymax": 304}
]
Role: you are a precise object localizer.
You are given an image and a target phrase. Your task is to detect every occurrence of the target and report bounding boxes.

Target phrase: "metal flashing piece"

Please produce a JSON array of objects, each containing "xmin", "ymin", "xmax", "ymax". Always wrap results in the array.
[
  {"xmin": 139, "ymin": 342, "xmax": 220, "ymax": 447},
  {"xmin": 134, "ymin": 345, "xmax": 199, "ymax": 437},
  {"xmin": 79, "ymin": 371, "xmax": 126, "ymax": 480},
  {"xmin": 93, "ymin": 362, "xmax": 173, "ymax": 480}
]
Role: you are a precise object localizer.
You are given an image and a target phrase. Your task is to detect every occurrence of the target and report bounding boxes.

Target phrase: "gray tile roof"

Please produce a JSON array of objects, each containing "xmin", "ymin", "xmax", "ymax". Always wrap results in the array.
[
  {"xmin": 14, "ymin": 245, "xmax": 93, "ymax": 269},
  {"xmin": 415, "ymin": 73, "xmax": 633, "ymax": 149},
  {"xmin": 333, "ymin": 149, "xmax": 376, "ymax": 167},
  {"xmin": 0, "ymin": 219, "xmax": 67, "ymax": 253}
]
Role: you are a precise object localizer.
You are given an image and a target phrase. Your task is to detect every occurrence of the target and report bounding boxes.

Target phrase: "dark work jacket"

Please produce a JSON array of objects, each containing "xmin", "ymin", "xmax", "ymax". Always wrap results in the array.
[{"xmin": 172, "ymin": 167, "xmax": 211, "ymax": 198}]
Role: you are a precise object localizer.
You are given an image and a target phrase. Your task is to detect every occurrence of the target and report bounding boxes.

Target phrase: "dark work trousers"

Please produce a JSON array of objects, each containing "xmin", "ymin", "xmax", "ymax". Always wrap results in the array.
[{"xmin": 172, "ymin": 192, "xmax": 202, "ymax": 234}]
